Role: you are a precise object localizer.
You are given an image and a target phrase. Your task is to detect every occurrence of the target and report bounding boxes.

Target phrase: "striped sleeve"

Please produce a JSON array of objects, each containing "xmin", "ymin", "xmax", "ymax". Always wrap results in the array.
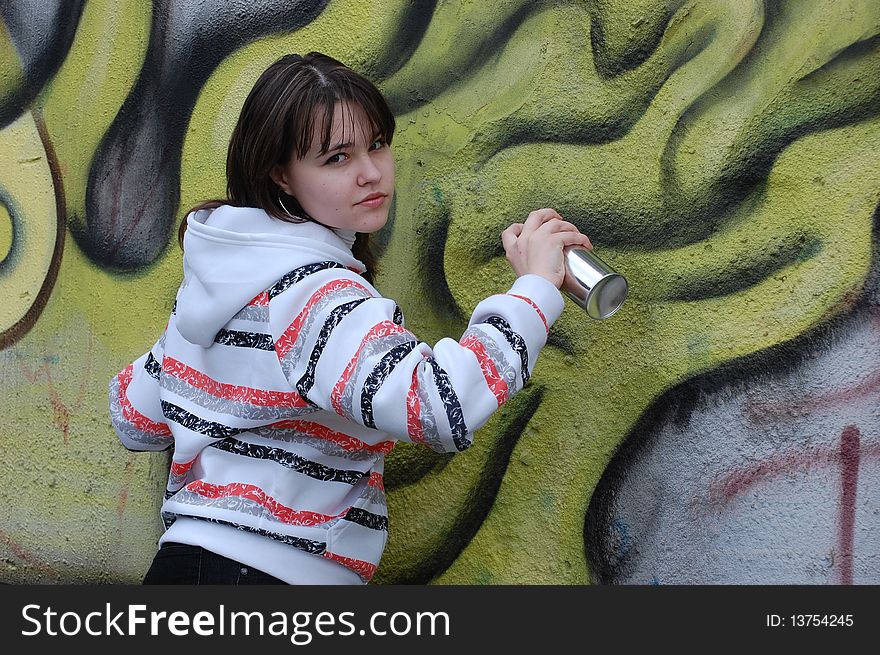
[
  {"xmin": 109, "ymin": 337, "xmax": 173, "ymax": 452},
  {"xmin": 269, "ymin": 267, "xmax": 564, "ymax": 453}
]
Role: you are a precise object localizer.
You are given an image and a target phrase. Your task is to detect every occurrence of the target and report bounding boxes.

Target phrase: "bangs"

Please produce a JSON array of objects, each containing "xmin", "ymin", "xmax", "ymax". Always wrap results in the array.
[{"xmin": 289, "ymin": 73, "xmax": 395, "ymax": 160}]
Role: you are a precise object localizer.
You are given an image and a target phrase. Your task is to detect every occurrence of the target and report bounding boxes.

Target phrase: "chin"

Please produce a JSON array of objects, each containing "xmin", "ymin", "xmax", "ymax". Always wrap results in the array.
[{"xmin": 361, "ymin": 215, "xmax": 389, "ymax": 233}]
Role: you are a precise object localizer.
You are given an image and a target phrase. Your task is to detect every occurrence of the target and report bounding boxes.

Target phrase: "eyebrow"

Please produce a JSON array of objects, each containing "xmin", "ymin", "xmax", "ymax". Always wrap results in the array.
[
  {"xmin": 317, "ymin": 142, "xmax": 353, "ymax": 159},
  {"xmin": 316, "ymin": 131, "xmax": 384, "ymax": 159}
]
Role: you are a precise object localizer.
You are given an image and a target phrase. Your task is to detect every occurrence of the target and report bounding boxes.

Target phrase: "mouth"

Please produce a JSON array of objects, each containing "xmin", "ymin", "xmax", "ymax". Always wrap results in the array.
[{"xmin": 355, "ymin": 193, "xmax": 387, "ymax": 207}]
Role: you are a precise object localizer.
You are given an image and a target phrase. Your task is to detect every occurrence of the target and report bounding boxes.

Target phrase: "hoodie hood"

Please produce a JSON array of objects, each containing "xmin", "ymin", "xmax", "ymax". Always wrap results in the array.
[{"xmin": 175, "ymin": 205, "xmax": 366, "ymax": 347}]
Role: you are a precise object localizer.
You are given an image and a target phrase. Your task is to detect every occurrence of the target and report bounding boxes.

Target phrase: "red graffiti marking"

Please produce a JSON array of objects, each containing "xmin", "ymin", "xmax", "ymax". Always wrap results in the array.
[
  {"xmin": 708, "ymin": 425, "xmax": 877, "ymax": 584},
  {"xmin": 17, "ymin": 333, "xmax": 94, "ymax": 444},
  {"xmin": 20, "ymin": 362, "xmax": 72, "ymax": 443},
  {"xmin": 745, "ymin": 311, "xmax": 880, "ymax": 421},
  {"xmin": 0, "ymin": 529, "xmax": 58, "ymax": 577},
  {"xmin": 839, "ymin": 426, "xmax": 859, "ymax": 586},
  {"xmin": 106, "ymin": 141, "xmax": 176, "ymax": 263}
]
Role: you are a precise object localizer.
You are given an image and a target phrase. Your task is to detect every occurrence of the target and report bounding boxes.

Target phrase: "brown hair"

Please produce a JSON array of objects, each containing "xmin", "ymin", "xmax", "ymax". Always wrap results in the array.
[{"xmin": 179, "ymin": 52, "xmax": 396, "ymax": 283}]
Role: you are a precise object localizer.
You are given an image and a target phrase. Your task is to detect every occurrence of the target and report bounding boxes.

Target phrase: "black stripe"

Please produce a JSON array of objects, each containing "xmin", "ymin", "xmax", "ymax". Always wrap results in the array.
[
  {"xmin": 210, "ymin": 438, "xmax": 366, "ymax": 485},
  {"xmin": 268, "ymin": 261, "xmax": 347, "ymax": 300},
  {"xmin": 343, "ymin": 507, "xmax": 388, "ymax": 531},
  {"xmin": 297, "ymin": 298, "xmax": 370, "ymax": 401},
  {"xmin": 360, "ymin": 341, "xmax": 418, "ymax": 428},
  {"xmin": 485, "ymin": 316, "xmax": 530, "ymax": 386},
  {"xmin": 214, "ymin": 329, "xmax": 275, "ymax": 351},
  {"xmin": 427, "ymin": 357, "xmax": 470, "ymax": 451},
  {"xmin": 160, "ymin": 401, "xmax": 247, "ymax": 440},
  {"xmin": 164, "ymin": 515, "xmax": 327, "ymax": 555},
  {"xmin": 145, "ymin": 352, "xmax": 161, "ymax": 380},
  {"xmin": 393, "ymin": 304, "xmax": 404, "ymax": 326}
]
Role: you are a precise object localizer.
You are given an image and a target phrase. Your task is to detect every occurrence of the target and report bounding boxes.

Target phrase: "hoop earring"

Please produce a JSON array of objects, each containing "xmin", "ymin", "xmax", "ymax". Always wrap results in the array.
[{"xmin": 278, "ymin": 194, "xmax": 296, "ymax": 218}]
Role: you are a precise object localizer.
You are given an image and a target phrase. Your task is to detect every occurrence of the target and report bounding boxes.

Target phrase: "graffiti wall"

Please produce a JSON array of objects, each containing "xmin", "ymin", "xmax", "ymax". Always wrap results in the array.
[{"xmin": 1, "ymin": 0, "xmax": 877, "ymax": 584}]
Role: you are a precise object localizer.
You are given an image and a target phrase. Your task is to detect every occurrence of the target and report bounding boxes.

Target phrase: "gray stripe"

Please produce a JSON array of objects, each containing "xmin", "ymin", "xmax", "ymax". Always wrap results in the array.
[
  {"xmin": 280, "ymin": 288, "xmax": 372, "ymax": 379},
  {"xmin": 109, "ymin": 375, "xmax": 172, "ymax": 449},
  {"xmin": 162, "ymin": 374, "xmax": 319, "ymax": 422},
  {"xmin": 359, "ymin": 484, "xmax": 387, "ymax": 508},
  {"xmin": 168, "ymin": 488, "xmax": 341, "ymax": 530},
  {"xmin": 414, "ymin": 362, "xmax": 445, "ymax": 451},
  {"xmin": 168, "ymin": 470, "xmax": 188, "ymax": 493},
  {"xmin": 339, "ymin": 331, "xmax": 416, "ymax": 421},
  {"xmin": 463, "ymin": 325, "xmax": 518, "ymax": 390},
  {"xmin": 250, "ymin": 425, "xmax": 380, "ymax": 462},
  {"xmin": 232, "ymin": 305, "xmax": 270, "ymax": 322},
  {"xmin": 113, "ymin": 422, "xmax": 172, "ymax": 448}
]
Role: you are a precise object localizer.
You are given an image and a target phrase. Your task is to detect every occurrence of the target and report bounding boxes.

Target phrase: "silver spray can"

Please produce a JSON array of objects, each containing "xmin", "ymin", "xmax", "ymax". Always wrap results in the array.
[{"xmin": 561, "ymin": 246, "xmax": 628, "ymax": 319}]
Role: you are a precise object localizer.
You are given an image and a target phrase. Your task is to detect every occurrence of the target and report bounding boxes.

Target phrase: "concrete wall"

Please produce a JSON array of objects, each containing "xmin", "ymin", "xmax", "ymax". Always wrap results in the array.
[{"xmin": 1, "ymin": 0, "xmax": 877, "ymax": 583}]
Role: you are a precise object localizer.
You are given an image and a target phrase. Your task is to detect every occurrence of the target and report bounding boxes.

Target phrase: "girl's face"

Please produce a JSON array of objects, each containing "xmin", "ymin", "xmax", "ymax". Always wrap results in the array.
[{"xmin": 272, "ymin": 101, "xmax": 395, "ymax": 234}]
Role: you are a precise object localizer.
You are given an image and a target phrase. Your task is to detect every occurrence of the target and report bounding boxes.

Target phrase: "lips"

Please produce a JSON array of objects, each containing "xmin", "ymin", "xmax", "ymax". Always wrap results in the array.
[{"xmin": 355, "ymin": 193, "xmax": 386, "ymax": 207}]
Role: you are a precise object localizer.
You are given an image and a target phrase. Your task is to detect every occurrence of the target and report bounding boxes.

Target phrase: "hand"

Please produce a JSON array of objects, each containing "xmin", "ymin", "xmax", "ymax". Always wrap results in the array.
[{"xmin": 501, "ymin": 208, "xmax": 593, "ymax": 288}]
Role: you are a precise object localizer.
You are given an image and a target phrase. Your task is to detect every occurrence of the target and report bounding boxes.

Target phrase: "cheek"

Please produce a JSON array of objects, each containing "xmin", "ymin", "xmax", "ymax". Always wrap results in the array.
[{"xmin": 295, "ymin": 173, "xmax": 331, "ymax": 206}]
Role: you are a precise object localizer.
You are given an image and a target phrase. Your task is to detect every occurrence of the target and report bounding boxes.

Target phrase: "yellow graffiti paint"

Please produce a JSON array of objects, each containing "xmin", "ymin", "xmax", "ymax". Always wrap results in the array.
[
  {"xmin": 0, "ymin": 114, "xmax": 56, "ymax": 339},
  {"xmin": 0, "ymin": 199, "xmax": 11, "ymax": 262},
  {"xmin": 38, "ymin": 0, "xmax": 152, "ymax": 237}
]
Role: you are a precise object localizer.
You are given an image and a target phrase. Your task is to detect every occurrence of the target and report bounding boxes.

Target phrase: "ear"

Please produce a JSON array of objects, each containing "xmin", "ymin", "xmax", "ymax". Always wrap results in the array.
[{"xmin": 270, "ymin": 164, "xmax": 293, "ymax": 196}]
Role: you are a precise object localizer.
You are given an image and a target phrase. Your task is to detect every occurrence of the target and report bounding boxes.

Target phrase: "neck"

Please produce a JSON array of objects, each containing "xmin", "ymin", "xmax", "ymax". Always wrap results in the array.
[{"xmin": 333, "ymin": 227, "xmax": 357, "ymax": 250}]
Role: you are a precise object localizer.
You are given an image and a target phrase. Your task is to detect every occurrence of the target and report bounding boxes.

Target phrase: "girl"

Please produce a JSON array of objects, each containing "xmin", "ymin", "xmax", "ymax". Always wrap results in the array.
[{"xmin": 110, "ymin": 52, "xmax": 592, "ymax": 585}]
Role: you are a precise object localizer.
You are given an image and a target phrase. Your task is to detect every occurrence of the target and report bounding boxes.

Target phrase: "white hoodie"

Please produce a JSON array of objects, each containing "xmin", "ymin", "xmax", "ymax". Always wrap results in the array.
[{"xmin": 110, "ymin": 205, "xmax": 564, "ymax": 584}]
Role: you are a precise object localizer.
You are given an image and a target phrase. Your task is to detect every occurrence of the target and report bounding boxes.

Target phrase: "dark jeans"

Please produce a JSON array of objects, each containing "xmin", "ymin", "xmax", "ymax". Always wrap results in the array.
[{"xmin": 143, "ymin": 542, "xmax": 286, "ymax": 585}]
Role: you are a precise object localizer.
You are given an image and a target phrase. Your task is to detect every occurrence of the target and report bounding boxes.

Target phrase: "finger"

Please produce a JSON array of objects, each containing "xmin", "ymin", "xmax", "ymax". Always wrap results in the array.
[
  {"xmin": 537, "ymin": 219, "xmax": 580, "ymax": 234},
  {"xmin": 501, "ymin": 226, "xmax": 521, "ymax": 252},
  {"xmin": 521, "ymin": 208, "xmax": 562, "ymax": 236},
  {"xmin": 503, "ymin": 223, "xmax": 524, "ymax": 237},
  {"xmin": 555, "ymin": 231, "xmax": 594, "ymax": 249}
]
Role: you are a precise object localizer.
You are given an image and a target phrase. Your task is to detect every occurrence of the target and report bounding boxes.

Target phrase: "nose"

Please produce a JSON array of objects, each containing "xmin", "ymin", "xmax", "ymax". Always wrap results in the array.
[{"xmin": 357, "ymin": 155, "xmax": 382, "ymax": 186}]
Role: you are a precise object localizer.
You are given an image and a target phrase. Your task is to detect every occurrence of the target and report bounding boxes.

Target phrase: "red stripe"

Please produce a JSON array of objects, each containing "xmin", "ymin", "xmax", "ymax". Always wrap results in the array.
[
  {"xmin": 275, "ymin": 278, "xmax": 372, "ymax": 359},
  {"xmin": 331, "ymin": 320, "xmax": 411, "ymax": 415},
  {"xmin": 162, "ymin": 356, "xmax": 307, "ymax": 408},
  {"xmin": 321, "ymin": 551, "xmax": 378, "ymax": 581},
  {"xmin": 406, "ymin": 365, "xmax": 427, "ymax": 444},
  {"xmin": 185, "ymin": 480, "xmax": 347, "ymax": 526},
  {"xmin": 270, "ymin": 419, "xmax": 394, "ymax": 454},
  {"xmin": 508, "ymin": 294, "xmax": 548, "ymax": 332},
  {"xmin": 117, "ymin": 365, "xmax": 172, "ymax": 437},
  {"xmin": 368, "ymin": 472, "xmax": 385, "ymax": 491},
  {"xmin": 170, "ymin": 459, "xmax": 195, "ymax": 476},
  {"xmin": 460, "ymin": 335, "xmax": 509, "ymax": 407},
  {"xmin": 248, "ymin": 291, "xmax": 269, "ymax": 306}
]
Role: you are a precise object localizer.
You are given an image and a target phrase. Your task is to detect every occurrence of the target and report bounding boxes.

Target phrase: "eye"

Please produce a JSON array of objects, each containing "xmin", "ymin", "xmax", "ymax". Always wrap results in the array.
[
  {"xmin": 369, "ymin": 138, "xmax": 387, "ymax": 151},
  {"xmin": 324, "ymin": 152, "xmax": 347, "ymax": 165}
]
